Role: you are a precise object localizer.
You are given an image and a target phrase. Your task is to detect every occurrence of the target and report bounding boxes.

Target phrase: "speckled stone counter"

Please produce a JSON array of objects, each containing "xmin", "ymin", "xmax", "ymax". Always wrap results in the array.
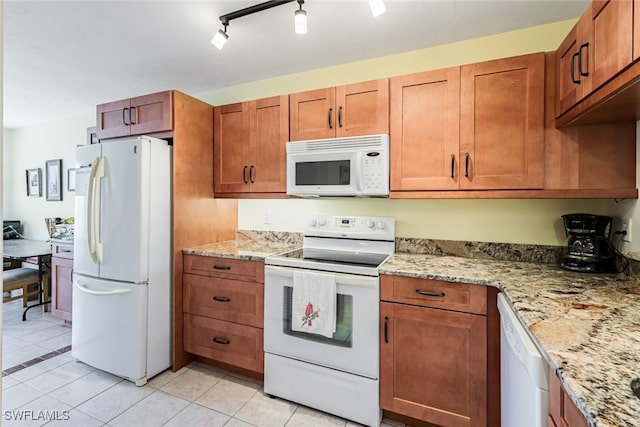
[
  {"xmin": 380, "ymin": 253, "xmax": 640, "ymax": 427},
  {"xmin": 182, "ymin": 230, "xmax": 301, "ymax": 261}
]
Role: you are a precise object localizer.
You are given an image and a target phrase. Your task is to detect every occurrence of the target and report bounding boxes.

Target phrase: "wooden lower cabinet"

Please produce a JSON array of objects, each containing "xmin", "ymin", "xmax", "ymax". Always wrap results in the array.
[
  {"xmin": 183, "ymin": 313, "xmax": 263, "ymax": 373},
  {"xmin": 182, "ymin": 255, "xmax": 264, "ymax": 375},
  {"xmin": 51, "ymin": 242, "xmax": 73, "ymax": 322},
  {"xmin": 380, "ymin": 275, "xmax": 490, "ymax": 427},
  {"xmin": 548, "ymin": 368, "xmax": 588, "ymax": 427}
]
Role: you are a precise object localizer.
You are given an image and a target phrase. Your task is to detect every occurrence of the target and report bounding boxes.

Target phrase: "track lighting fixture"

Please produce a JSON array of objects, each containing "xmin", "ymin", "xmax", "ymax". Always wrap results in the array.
[
  {"xmin": 212, "ymin": 0, "xmax": 306, "ymax": 50},
  {"xmin": 295, "ymin": 0, "xmax": 307, "ymax": 34},
  {"xmin": 211, "ymin": 24, "xmax": 228, "ymax": 50},
  {"xmin": 369, "ymin": 0, "xmax": 386, "ymax": 17}
]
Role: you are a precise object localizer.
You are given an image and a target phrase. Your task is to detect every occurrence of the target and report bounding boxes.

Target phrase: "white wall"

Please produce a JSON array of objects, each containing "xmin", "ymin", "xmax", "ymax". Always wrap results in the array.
[{"xmin": 4, "ymin": 114, "xmax": 93, "ymax": 240}]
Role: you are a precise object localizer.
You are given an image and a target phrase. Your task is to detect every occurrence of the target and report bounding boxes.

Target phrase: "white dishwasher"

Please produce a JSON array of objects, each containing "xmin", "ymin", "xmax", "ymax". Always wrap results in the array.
[{"xmin": 498, "ymin": 293, "xmax": 549, "ymax": 427}]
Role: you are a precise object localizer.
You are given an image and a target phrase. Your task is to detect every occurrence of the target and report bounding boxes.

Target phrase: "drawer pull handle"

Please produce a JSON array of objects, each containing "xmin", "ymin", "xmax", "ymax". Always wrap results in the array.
[
  {"xmin": 213, "ymin": 296, "xmax": 230, "ymax": 302},
  {"xmin": 213, "ymin": 337, "xmax": 230, "ymax": 345},
  {"xmin": 384, "ymin": 316, "xmax": 389, "ymax": 343},
  {"xmin": 213, "ymin": 265, "xmax": 231, "ymax": 271},
  {"xmin": 416, "ymin": 290, "xmax": 445, "ymax": 298},
  {"xmin": 59, "ymin": 249, "xmax": 72, "ymax": 253}
]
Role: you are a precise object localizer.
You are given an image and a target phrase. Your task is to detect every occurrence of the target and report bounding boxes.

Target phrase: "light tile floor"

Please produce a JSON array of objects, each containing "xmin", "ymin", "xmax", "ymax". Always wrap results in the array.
[{"xmin": 2, "ymin": 300, "xmax": 404, "ymax": 427}]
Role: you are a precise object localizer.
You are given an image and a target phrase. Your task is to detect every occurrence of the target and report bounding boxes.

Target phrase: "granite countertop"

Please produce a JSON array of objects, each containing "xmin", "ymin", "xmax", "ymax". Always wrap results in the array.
[
  {"xmin": 381, "ymin": 253, "xmax": 640, "ymax": 427},
  {"xmin": 182, "ymin": 231, "xmax": 300, "ymax": 262}
]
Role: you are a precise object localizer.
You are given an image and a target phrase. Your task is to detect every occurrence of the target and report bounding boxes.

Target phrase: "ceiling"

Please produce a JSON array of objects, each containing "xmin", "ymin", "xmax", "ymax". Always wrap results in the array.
[{"xmin": 3, "ymin": 0, "xmax": 589, "ymax": 129}]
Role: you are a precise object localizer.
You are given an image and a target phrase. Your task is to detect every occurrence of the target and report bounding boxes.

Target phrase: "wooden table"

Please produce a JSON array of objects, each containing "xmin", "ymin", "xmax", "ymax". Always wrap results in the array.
[{"xmin": 3, "ymin": 239, "xmax": 52, "ymax": 320}]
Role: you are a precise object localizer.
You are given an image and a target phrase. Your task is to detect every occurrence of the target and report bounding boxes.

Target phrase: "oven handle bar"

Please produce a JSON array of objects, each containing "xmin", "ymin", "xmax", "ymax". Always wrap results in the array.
[{"xmin": 265, "ymin": 265, "xmax": 379, "ymax": 289}]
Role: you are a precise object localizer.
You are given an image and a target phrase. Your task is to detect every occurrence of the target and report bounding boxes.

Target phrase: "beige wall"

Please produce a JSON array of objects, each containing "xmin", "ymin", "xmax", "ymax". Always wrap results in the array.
[{"xmin": 3, "ymin": 19, "xmax": 619, "ymax": 246}]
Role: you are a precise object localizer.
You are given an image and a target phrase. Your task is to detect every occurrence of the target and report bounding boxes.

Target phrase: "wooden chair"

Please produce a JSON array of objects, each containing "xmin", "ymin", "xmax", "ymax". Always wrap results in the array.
[{"xmin": 3, "ymin": 267, "xmax": 43, "ymax": 307}]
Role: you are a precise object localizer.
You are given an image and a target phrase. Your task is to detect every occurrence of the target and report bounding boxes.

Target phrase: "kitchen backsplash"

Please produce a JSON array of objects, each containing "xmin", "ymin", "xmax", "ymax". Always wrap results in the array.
[{"xmin": 238, "ymin": 230, "xmax": 640, "ymax": 277}]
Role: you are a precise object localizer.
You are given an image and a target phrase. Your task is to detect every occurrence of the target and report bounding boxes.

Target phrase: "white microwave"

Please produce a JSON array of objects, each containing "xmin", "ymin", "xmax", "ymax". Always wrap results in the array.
[{"xmin": 286, "ymin": 134, "xmax": 389, "ymax": 197}]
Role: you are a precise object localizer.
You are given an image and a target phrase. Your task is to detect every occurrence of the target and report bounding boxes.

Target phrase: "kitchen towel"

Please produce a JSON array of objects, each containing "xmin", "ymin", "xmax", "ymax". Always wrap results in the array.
[{"xmin": 291, "ymin": 271, "xmax": 337, "ymax": 338}]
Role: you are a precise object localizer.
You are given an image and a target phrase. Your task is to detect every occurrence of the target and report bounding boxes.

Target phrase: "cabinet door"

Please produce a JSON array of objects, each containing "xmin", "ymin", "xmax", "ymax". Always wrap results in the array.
[
  {"xmin": 214, "ymin": 102, "xmax": 250, "ymax": 193},
  {"xmin": 289, "ymin": 87, "xmax": 335, "ymax": 141},
  {"xmin": 589, "ymin": 0, "xmax": 633, "ymax": 91},
  {"xmin": 390, "ymin": 68, "xmax": 460, "ymax": 190},
  {"xmin": 129, "ymin": 91, "xmax": 173, "ymax": 136},
  {"xmin": 249, "ymin": 95, "xmax": 289, "ymax": 192},
  {"xmin": 96, "ymin": 98, "xmax": 131, "ymax": 139},
  {"xmin": 556, "ymin": 4, "xmax": 594, "ymax": 118},
  {"xmin": 51, "ymin": 256, "xmax": 73, "ymax": 322},
  {"xmin": 549, "ymin": 368, "xmax": 589, "ymax": 427},
  {"xmin": 380, "ymin": 302, "xmax": 487, "ymax": 427},
  {"xmin": 635, "ymin": 0, "xmax": 640, "ymax": 61},
  {"xmin": 460, "ymin": 53, "xmax": 545, "ymax": 190},
  {"xmin": 336, "ymin": 79, "xmax": 389, "ymax": 137}
]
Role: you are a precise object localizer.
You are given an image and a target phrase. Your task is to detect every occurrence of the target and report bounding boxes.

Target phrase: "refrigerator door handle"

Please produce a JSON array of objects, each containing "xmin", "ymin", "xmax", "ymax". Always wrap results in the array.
[
  {"xmin": 87, "ymin": 157, "xmax": 100, "ymax": 263},
  {"xmin": 93, "ymin": 157, "xmax": 106, "ymax": 263},
  {"xmin": 75, "ymin": 280, "xmax": 132, "ymax": 296}
]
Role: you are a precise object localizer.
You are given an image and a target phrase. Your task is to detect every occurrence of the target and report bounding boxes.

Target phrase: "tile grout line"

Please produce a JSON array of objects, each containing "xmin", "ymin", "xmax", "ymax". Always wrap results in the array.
[{"xmin": 1, "ymin": 344, "xmax": 72, "ymax": 377}]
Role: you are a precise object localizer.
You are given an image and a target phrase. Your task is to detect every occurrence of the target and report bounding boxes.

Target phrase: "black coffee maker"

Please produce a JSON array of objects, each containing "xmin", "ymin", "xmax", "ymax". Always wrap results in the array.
[{"xmin": 560, "ymin": 213, "xmax": 616, "ymax": 273}]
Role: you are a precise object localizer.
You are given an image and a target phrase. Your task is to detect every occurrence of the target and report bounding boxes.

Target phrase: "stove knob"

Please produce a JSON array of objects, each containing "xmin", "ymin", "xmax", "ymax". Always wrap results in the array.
[
  {"xmin": 376, "ymin": 221, "xmax": 386, "ymax": 230},
  {"xmin": 318, "ymin": 217, "xmax": 327, "ymax": 227},
  {"xmin": 366, "ymin": 220, "xmax": 376, "ymax": 229},
  {"xmin": 309, "ymin": 219, "xmax": 317, "ymax": 227}
]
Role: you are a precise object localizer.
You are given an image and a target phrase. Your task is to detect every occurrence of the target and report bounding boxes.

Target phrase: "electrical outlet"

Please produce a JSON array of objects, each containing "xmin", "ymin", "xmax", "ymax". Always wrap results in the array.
[
  {"xmin": 263, "ymin": 212, "xmax": 271, "ymax": 225},
  {"xmin": 621, "ymin": 218, "xmax": 632, "ymax": 243}
]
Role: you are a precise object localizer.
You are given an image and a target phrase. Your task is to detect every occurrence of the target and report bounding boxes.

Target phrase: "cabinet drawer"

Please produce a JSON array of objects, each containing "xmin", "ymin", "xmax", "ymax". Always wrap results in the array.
[
  {"xmin": 183, "ymin": 273, "xmax": 263, "ymax": 327},
  {"xmin": 184, "ymin": 255, "xmax": 264, "ymax": 283},
  {"xmin": 381, "ymin": 275, "xmax": 487, "ymax": 315},
  {"xmin": 184, "ymin": 313, "xmax": 264, "ymax": 373},
  {"xmin": 51, "ymin": 243, "xmax": 74, "ymax": 259}
]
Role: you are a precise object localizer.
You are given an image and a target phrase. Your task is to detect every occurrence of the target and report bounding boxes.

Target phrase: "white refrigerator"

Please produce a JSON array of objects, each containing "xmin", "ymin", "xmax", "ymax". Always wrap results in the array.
[{"xmin": 72, "ymin": 136, "xmax": 171, "ymax": 386}]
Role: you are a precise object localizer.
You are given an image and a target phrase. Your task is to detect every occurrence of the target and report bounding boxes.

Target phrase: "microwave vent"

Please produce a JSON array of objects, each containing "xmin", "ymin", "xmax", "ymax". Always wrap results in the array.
[{"xmin": 287, "ymin": 134, "xmax": 389, "ymax": 153}]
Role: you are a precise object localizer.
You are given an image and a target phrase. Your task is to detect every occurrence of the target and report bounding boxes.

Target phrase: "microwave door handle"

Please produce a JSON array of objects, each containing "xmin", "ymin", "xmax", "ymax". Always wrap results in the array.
[{"xmin": 355, "ymin": 152, "xmax": 363, "ymax": 191}]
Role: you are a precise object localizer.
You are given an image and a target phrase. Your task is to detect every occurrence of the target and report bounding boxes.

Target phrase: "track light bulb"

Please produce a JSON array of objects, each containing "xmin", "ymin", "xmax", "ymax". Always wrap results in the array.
[
  {"xmin": 369, "ymin": 0, "xmax": 386, "ymax": 17},
  {"xmin": 211, "ymin": 28, "xmax": 228, "ymax": 50},
  {"xmin": 295, "ymin": 8, "xmax": 307, "ymax": 34}
]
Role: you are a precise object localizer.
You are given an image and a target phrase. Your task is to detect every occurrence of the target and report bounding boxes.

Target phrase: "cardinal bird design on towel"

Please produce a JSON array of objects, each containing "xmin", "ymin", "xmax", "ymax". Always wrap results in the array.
[{"xmin": 301, "ymin": 301, "xmax": 320, "ymax": 328}]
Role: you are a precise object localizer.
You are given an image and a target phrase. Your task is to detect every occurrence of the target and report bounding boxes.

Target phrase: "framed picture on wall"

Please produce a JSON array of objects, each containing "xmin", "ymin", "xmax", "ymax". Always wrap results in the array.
[
  {"xmin": 67, "ymin": 168, "xmax": 76, "ymax": 192},
  {"xmin": 26, "ymin": 168, "xmax": 42, "ymax": 197},
  {"xmin": 46, "ymin": 159, "xmax": 63, "ymax": 201}
]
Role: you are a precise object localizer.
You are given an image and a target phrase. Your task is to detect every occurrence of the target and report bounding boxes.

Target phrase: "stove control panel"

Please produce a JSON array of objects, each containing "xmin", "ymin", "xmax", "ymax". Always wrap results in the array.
[{"xmin": 304, "ymin": 215, "xmax": 395, "ymax": 240}]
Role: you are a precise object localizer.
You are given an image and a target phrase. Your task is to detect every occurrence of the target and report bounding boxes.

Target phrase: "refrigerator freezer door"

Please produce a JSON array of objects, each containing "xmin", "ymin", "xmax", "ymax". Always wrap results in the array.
[
  {"xmin": 74, "ymin": 144, "xmax": 102, "ymax": 278},
  {"xmin": 72, "ymin": 274, "xmax": 148, "ymax": 384},
  {"xmin": 99, "ymin": 139, "xmax": 151, "ymax": 283}
]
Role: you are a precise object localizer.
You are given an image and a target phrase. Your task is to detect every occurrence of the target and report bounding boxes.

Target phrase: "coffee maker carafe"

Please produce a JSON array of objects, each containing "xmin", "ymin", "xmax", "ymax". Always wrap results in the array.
[{"xmin": 560, "ymin": 213, "xmax": 616, "ymax": 273}]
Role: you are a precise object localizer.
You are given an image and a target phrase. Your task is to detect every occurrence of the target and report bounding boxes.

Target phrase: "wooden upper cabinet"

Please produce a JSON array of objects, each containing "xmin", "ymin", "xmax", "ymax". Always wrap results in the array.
[
  {"xmin": 460, "ymin": 52, "xmax": 545, "ymax": 190},
  {"xmin": 556, "ymin": 9, "xmax": 593, "ymax": 117},
  {"xmin": 635, "ymin": 0, "xmax": 640, "ymax": 61},
  {"xmin": 390, "ymin": 67, "xmax": 461, "ymax": 190},
  {"xmin": 289, "ymin": 79, "xmax": 389, "ymax": 141},
  {"xmin": 290, "ymin": 88, "xmax": 335, "ymax": 141},
  {"xmin": 336, "ymin": 79, "xmax": 389, "ymax": 137},
  {"xmin": 97, "ymin": 91, "xmax": 173, "ymax": 139},
  {"xmin": 556, "ymin": 0, "xmax": 634, "ymax": 119},
  {"xmin": 248, "ymin": 95, "xmax": 289, "ymax": 193},
  {"xmin": 214, "ymin": 103, "xmax": 249, "ymax": 193},
  {"xmin": 589, "ymin": 0, "xmax": 633, "ymax": 91},
  {"xmin": 214, "ymin": 95, "xmax": 288, "ymax": 194}
]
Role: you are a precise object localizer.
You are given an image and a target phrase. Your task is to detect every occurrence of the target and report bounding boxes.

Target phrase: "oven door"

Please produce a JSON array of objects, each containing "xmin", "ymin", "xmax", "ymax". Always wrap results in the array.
[
  {"xmin": 286, "ymin": 148, "xmax": 362, "ymax": 196},
  {"xmin": 264, "ymin": 265, "xmax": 379, "ymax": 379}
]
